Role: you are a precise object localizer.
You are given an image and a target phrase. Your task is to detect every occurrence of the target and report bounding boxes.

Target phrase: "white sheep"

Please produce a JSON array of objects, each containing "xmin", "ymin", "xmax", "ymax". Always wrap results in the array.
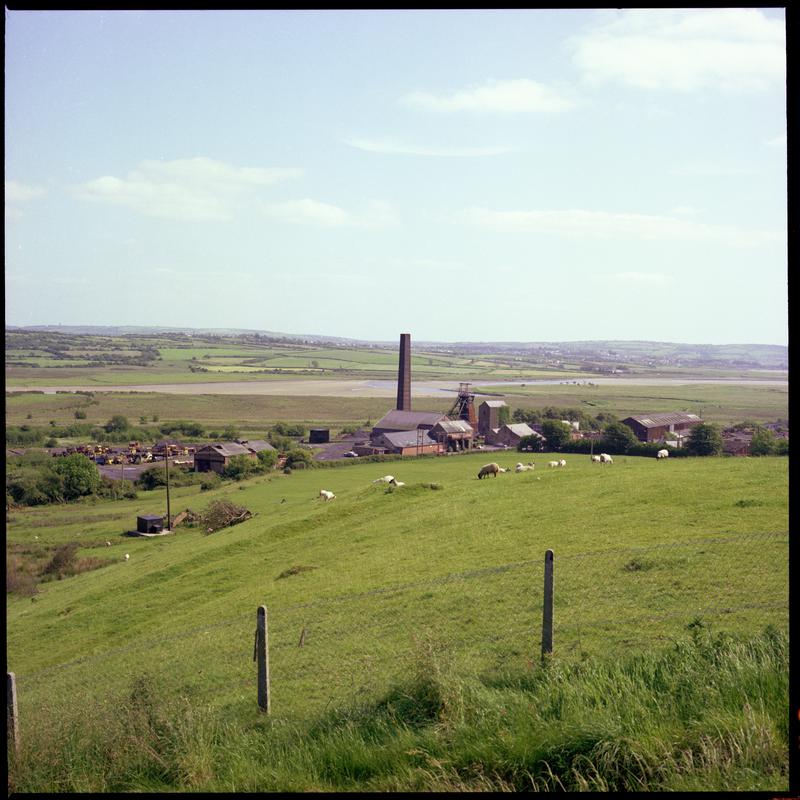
[
  {"xmin": 599, "ymin": 453, "xmax": 613, "ymax": 464},
  {"xmin": 372, "ymin": 475, "xmax": 395, "ymax": 484},
  {"xmin": 319, "ymin": 489, "xmax": 336, "ymax": 501},
  {"xmin": 657, "ymin": 449, "xmax": 669, "ymax": 459},
  {"xmin": 548, "ymin": 461, "xmax": 559, "ymax": 468},
  {"xmin": 515, "ymin": 462, "xmax": 534, "ymax": 472},
  {"xmin": 390, "ymin": 480, "xmax": 406, "ymax": 487},
  {"xmin": 558, "ymin": 459, "xmax": 567, "ymax": 467},
  {"xmin": 124, "ymin": 553, "xmax": 130, "ymax": 561},
  {"xmin": 105, "ymin": 541, "xmax": 112, "ymax": 547},
  {"xmin": 591, "ymin": 455, "xmax": 602, "ymax": 463}
]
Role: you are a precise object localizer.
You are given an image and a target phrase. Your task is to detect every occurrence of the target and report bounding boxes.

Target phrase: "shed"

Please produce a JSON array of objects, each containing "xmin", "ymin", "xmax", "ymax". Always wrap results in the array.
[
  {"xmin": 486, "ymin": 423, "xmax": 543, "ymax": 449},
  {"xmin": 137, "ymin": 514, "xmax": 164, "ymax": 534},
  {"xmin": 430, "ymin": 419, "xmax": 475, "ymax": 451},
  {"xmin": 371, "ymin": 429, "xmax": 441, "ymax": 456},
  {"xmin": 621, "ymin": 412, "xmax": 703, "ymax": 443},
  {"xmin": 309, "ymin": 428, "xmax": 330, "ymax": 444},
  {"xmin": 194, "ymin": 441, "xmax": 256, "ymax": 474}
]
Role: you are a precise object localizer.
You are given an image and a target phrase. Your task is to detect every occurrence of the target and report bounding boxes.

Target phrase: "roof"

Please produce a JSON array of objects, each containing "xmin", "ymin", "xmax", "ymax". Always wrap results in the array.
[
  {"xmin": 481, "ymin": 400, "xmax": 507, "ymax": 408},
  {"xmin": 502, "ymin": 423, "xmax": 542, "ymax": 438},
  {"xmin": 378, "ymin": 430, "xmax": 439, "ymax": 448},
  {"xmin": 373, "ymin": 409, "xmax": 447, "ymax": 430},
  {"xmin": 431, "ymin": 419, "xmax": 474, "ymax": 434},
  {"xmin": 236, "ymin": 439, "xmax": 275, "ymax": 452},
  {"xmin": 195, "ymin": 442, "xmax": 253, "ymax": 457},
  {"xmin": 623, "ymin": 412, "xmax": 703, "ymax": 428}
]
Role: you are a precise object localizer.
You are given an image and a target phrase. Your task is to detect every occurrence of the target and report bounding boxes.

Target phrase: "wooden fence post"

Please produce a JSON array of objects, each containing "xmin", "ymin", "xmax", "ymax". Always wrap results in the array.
[
  {"xmin": 256, "ymin": 606, "xmax": 271, "ymax": 714},
  {"xmin": 541, "ymin": 550, "xmax": 554, "ymax": 661},
  {"xmin": 7, "ymin": 671, "xmax": 19, "ymax": 758}
]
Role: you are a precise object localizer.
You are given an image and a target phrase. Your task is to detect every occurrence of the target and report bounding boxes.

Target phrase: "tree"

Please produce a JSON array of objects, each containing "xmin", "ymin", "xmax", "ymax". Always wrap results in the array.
[
  {"xmin": 52, "ymin": 453, "xmax": 101, "ymax": 500},
  {"xmin": 104, "ymin": 414, "xmax": 129, "ymax": 433},
  {"xmin": 517, "ymin": 434, "xmax": 544, "ymax": 453},
  {"xmin": 222, "ymin": 454, "xmax": 259, "ymax": 480},
  {"xmin": 601, "ymin": 421, "xmax": 639, "ymax": 454},
  {"xmin": 285, "ymin": 448, "xmax": 313, "ymax": 469},
  {"xmin": 256, "ymin": 449, "xmax": 278, "ymax": 470},
  {"xmin": 685, "ymin": 423, "xmax": 723, "ymax": 456},
  {"xmin": 749, "ymin": 427, "xmax": 776, "ymax": 456},
  {"xmin": 498, "ymin": 405, "xmax": 511, "ymax": 426},
  {"xmin": 541, "ymin": 419, "xmax": 572, "ymax": 451}
]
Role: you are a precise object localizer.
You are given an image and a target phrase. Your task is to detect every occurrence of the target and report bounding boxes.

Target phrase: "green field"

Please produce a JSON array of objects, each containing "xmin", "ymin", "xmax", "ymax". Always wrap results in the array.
[{"xmin": 6, "ymin": 452, "xmax": 789, "ymax": 790}]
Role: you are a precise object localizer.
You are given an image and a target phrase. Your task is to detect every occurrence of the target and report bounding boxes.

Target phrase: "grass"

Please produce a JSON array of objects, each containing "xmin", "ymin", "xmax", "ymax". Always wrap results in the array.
[
  {"xmin": 8, "ymin": 626, "xmax": 789, "ymax": 792},
  {"xmin": 5, "ymin": 451, "xmax": 789, "ymax": 790}
]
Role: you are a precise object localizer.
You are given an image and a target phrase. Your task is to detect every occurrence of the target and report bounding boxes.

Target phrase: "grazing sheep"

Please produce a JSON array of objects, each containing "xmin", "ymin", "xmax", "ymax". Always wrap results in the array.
[
  {"xmin": 599, "ymin": 453, "xmax": 613, "ymax": 464},
  {"xmin": 558, "ymin": 459, "xmax": 567, "ymax": 467},
  {"xmin": 591, "ymin": 455, "xmax": 602, "ymax": 463},
  {"xmin": 124, "ymin": 553, "xmax": 130, "ymax": 561},
  {"xmin": 105, "ymin": 541, "xmax": 111, "ymax": 547},
  {"xmin": 515, "ymin": 462, "xmax": 535, "ymax": 472},
  {"xmin": 372, "ymin": 475, "xmax": 395, "ymax": 484},
  {"xmin": 548, "ymin": 461, "xmax": 559, "ymax": 468},
  {"xmin": 477, "ymin": 462, "xmax": 502, "ymax": 479},
  {"xmin": 657, "ymin": 449, "xmax": 669, "ymax": 459},
  {"xmin": 319, "ymin": 489, "xmax": 336, "ymax": 501}
]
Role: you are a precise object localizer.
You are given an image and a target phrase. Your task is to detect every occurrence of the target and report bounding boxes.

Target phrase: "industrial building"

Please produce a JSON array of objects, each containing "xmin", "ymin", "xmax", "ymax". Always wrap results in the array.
[
  {"xmin": 485, "ymin": 422, "xmax": 543, "ymax": 449},
  {"xmin": 478, "ymin": 400, "xmax": 508, "ymax": 436},
  {"xmin": 194, "ymin": 439, "xmax": 275, "ymax": 474},
  {"xmin": 621, "ymin": 412, "xmax": 703, "ymax": 443},
  {"xmin": 368, "ymin": 333, "xmax": 477, "ymax": 455}
]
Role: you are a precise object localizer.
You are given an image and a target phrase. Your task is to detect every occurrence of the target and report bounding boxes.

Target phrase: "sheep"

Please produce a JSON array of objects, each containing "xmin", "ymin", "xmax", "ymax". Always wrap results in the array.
[
  {"xmin": 390, "ymin": 480, "xmax": 406, "ymax": 488},
  {"xmin": 657, "ymin": 449, "xmax": 669, "ymax": 459},
  {"xmin": 319, "ymin": 489, "xmax": 336, "ymax": 501},
  {"xmin": 515, "ymin": 462, "xmax": 534, "ymax": 472},
  {"xmin": 372, "ymin": 475, "xmax": 395, "ymax": 484},
  {"xmin": 124, "ymin": 553, "xmax": 130, "ymax": 561},
  {"xmin": 548, "ymin": 461, "xmax": 559, "ymax": 468},
  {"xmin": 599, "ymin": 453, "xmax": 613, "ymax": 464},
  {"xmin": 477, "ymin": 462, "xmax": 503, "ymax": 479},
  {"xmin": 105, "ymin": 541, "xmax": 112, "ymax": 547},
  {"xmin": 591, "ymin": 455, "xmax": 602, "ymax": 463},
  {"xmin": 558, "ymin": 459, "xmax": 567, "ymax": 467}
]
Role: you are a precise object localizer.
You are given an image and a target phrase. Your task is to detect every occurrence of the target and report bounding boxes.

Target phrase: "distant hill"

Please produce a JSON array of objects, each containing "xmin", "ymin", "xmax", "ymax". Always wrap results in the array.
[{"xmin": 5, "ymin": 326, "xmax": 788, "ymax": 370}]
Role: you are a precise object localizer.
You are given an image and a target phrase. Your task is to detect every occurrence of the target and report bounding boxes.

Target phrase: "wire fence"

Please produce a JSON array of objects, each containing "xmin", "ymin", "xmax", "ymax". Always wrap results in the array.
[{"xmin": 10, "ymin": 530, "xmax": 789, "ymax": 728}]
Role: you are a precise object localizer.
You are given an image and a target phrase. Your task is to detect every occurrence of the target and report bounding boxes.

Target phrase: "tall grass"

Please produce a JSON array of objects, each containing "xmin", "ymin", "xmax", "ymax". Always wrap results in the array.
[{"xmin": 9, "ymin": 626, "xmax": 788, "ymax": 793}]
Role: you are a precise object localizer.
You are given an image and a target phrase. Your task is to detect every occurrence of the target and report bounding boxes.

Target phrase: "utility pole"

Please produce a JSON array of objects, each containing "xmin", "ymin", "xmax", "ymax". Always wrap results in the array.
[{"xmin": 165, "ymin": 448, "xmax": 171, "ymax": 530}]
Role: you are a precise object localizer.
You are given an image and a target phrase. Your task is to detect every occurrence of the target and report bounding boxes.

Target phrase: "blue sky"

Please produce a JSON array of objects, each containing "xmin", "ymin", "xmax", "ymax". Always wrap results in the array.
[{"xmin": 5, "ymin": 8, "xmax": 787, "ymax": 345}]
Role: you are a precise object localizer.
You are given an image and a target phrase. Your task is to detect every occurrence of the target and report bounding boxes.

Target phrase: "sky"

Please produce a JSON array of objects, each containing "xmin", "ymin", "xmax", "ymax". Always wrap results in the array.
[{"xmin": 4, "ymin": 8, "xmax": 788, "ymax": 345}]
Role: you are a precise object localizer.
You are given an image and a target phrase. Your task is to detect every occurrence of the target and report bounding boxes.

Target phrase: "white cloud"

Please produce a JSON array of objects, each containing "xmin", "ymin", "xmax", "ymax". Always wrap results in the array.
[
  {"xmin": 5, "ymin": 180, "xmax": 46, "ymax": 204},
  {"xmin": 74, "ymin": 157, "xmax": 303, "ymax": 221},
  {"xmin": 400, "ymin": 78, "xmax": 576, "ymax": 113},
  {"xmin": 261, "ymin": 198, "xmax": 399, "ymax": 229},
  {"xmin": 572, "ymin": 9, "xmax": 785, "ymax": 92},
  {"xmin": 345, "ymin": 138, "xmax": 514, "ymax": 157},
  {"xmin": 456, "ymin": 206, "xmax": 784, "ymax": 246}
]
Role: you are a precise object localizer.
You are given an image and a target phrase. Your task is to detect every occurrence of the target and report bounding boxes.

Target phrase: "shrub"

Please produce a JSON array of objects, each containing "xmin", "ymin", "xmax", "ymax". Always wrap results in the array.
[
  {"xmin": 285, "ymin": 449, "xmax": 313, "ymax": 470},
  {"xmin": 200, "ymin": 473, "xmax": 222, "ymax": 491}
]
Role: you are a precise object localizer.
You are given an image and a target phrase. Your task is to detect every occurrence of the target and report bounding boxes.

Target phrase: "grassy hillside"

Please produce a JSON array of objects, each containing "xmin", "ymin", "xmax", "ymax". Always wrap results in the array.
[{"xmin": 6, "ymin": 452, "xmax": 788, "ymax": 790}]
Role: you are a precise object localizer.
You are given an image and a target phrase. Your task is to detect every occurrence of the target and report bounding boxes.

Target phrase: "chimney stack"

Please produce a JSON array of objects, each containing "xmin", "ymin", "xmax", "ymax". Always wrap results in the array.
[{"xmin": 396, "ymin": 333, "xmax": 411, "ymax": 411}]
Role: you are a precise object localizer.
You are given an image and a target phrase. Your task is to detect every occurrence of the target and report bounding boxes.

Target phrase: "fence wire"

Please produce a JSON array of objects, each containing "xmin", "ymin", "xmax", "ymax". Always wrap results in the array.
[{"xmin": 11, "ymin": 531, "xmax": 789, "ymax": 723}]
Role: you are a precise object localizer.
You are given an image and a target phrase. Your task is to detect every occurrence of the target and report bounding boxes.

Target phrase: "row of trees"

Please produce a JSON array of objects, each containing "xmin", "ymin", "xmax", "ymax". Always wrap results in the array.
[{"xmin": 517, "ymin": 416, "xmax": 788, "ymax": 457}]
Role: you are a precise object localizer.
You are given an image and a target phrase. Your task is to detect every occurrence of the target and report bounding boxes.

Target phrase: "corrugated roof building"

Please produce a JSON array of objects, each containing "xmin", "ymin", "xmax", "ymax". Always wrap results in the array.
[
  {"xmin": 371, "ymin": 429, "xmax": 441, "ymax": 456},
  {"xmin": 621, "ymin": 412, "xmax": 703, "ymax": 443},
  {"xmin": 372, "ymin": 409, "xmax": 448, "ymax": 436}
]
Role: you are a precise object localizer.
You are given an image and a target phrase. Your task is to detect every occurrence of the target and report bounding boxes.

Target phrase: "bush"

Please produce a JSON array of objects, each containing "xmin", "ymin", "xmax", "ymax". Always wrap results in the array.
[
  {"xmin": 104, "ymin": 415, "xmax": 129, "ymax": 434},
  {"xmin": 285, "ymin": 449, "xmax": 313, "ymax": 470},
  {"xmin": 685, "ymin": 423, "xmax": 723, "ymax": 456},
  {"xmin": 271, "ymin": 421, "xmax": 306, "ymax": 437},
  {"xmin": 200, "ymin": 473, "xmax": 222, "ymax": 491}
]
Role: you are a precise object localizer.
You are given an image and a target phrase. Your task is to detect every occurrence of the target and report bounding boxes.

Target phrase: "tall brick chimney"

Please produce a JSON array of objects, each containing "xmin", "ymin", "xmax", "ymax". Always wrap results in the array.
[{"xmin": 396, "ymin": 333, "xmax": 411, "ymax": 411}]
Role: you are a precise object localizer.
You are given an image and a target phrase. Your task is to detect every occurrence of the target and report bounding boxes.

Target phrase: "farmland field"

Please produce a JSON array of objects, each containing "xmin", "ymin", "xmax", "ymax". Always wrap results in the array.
[{"xmin": 6, "ymin": 452, "xmax": 789, "ymax": 790}]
